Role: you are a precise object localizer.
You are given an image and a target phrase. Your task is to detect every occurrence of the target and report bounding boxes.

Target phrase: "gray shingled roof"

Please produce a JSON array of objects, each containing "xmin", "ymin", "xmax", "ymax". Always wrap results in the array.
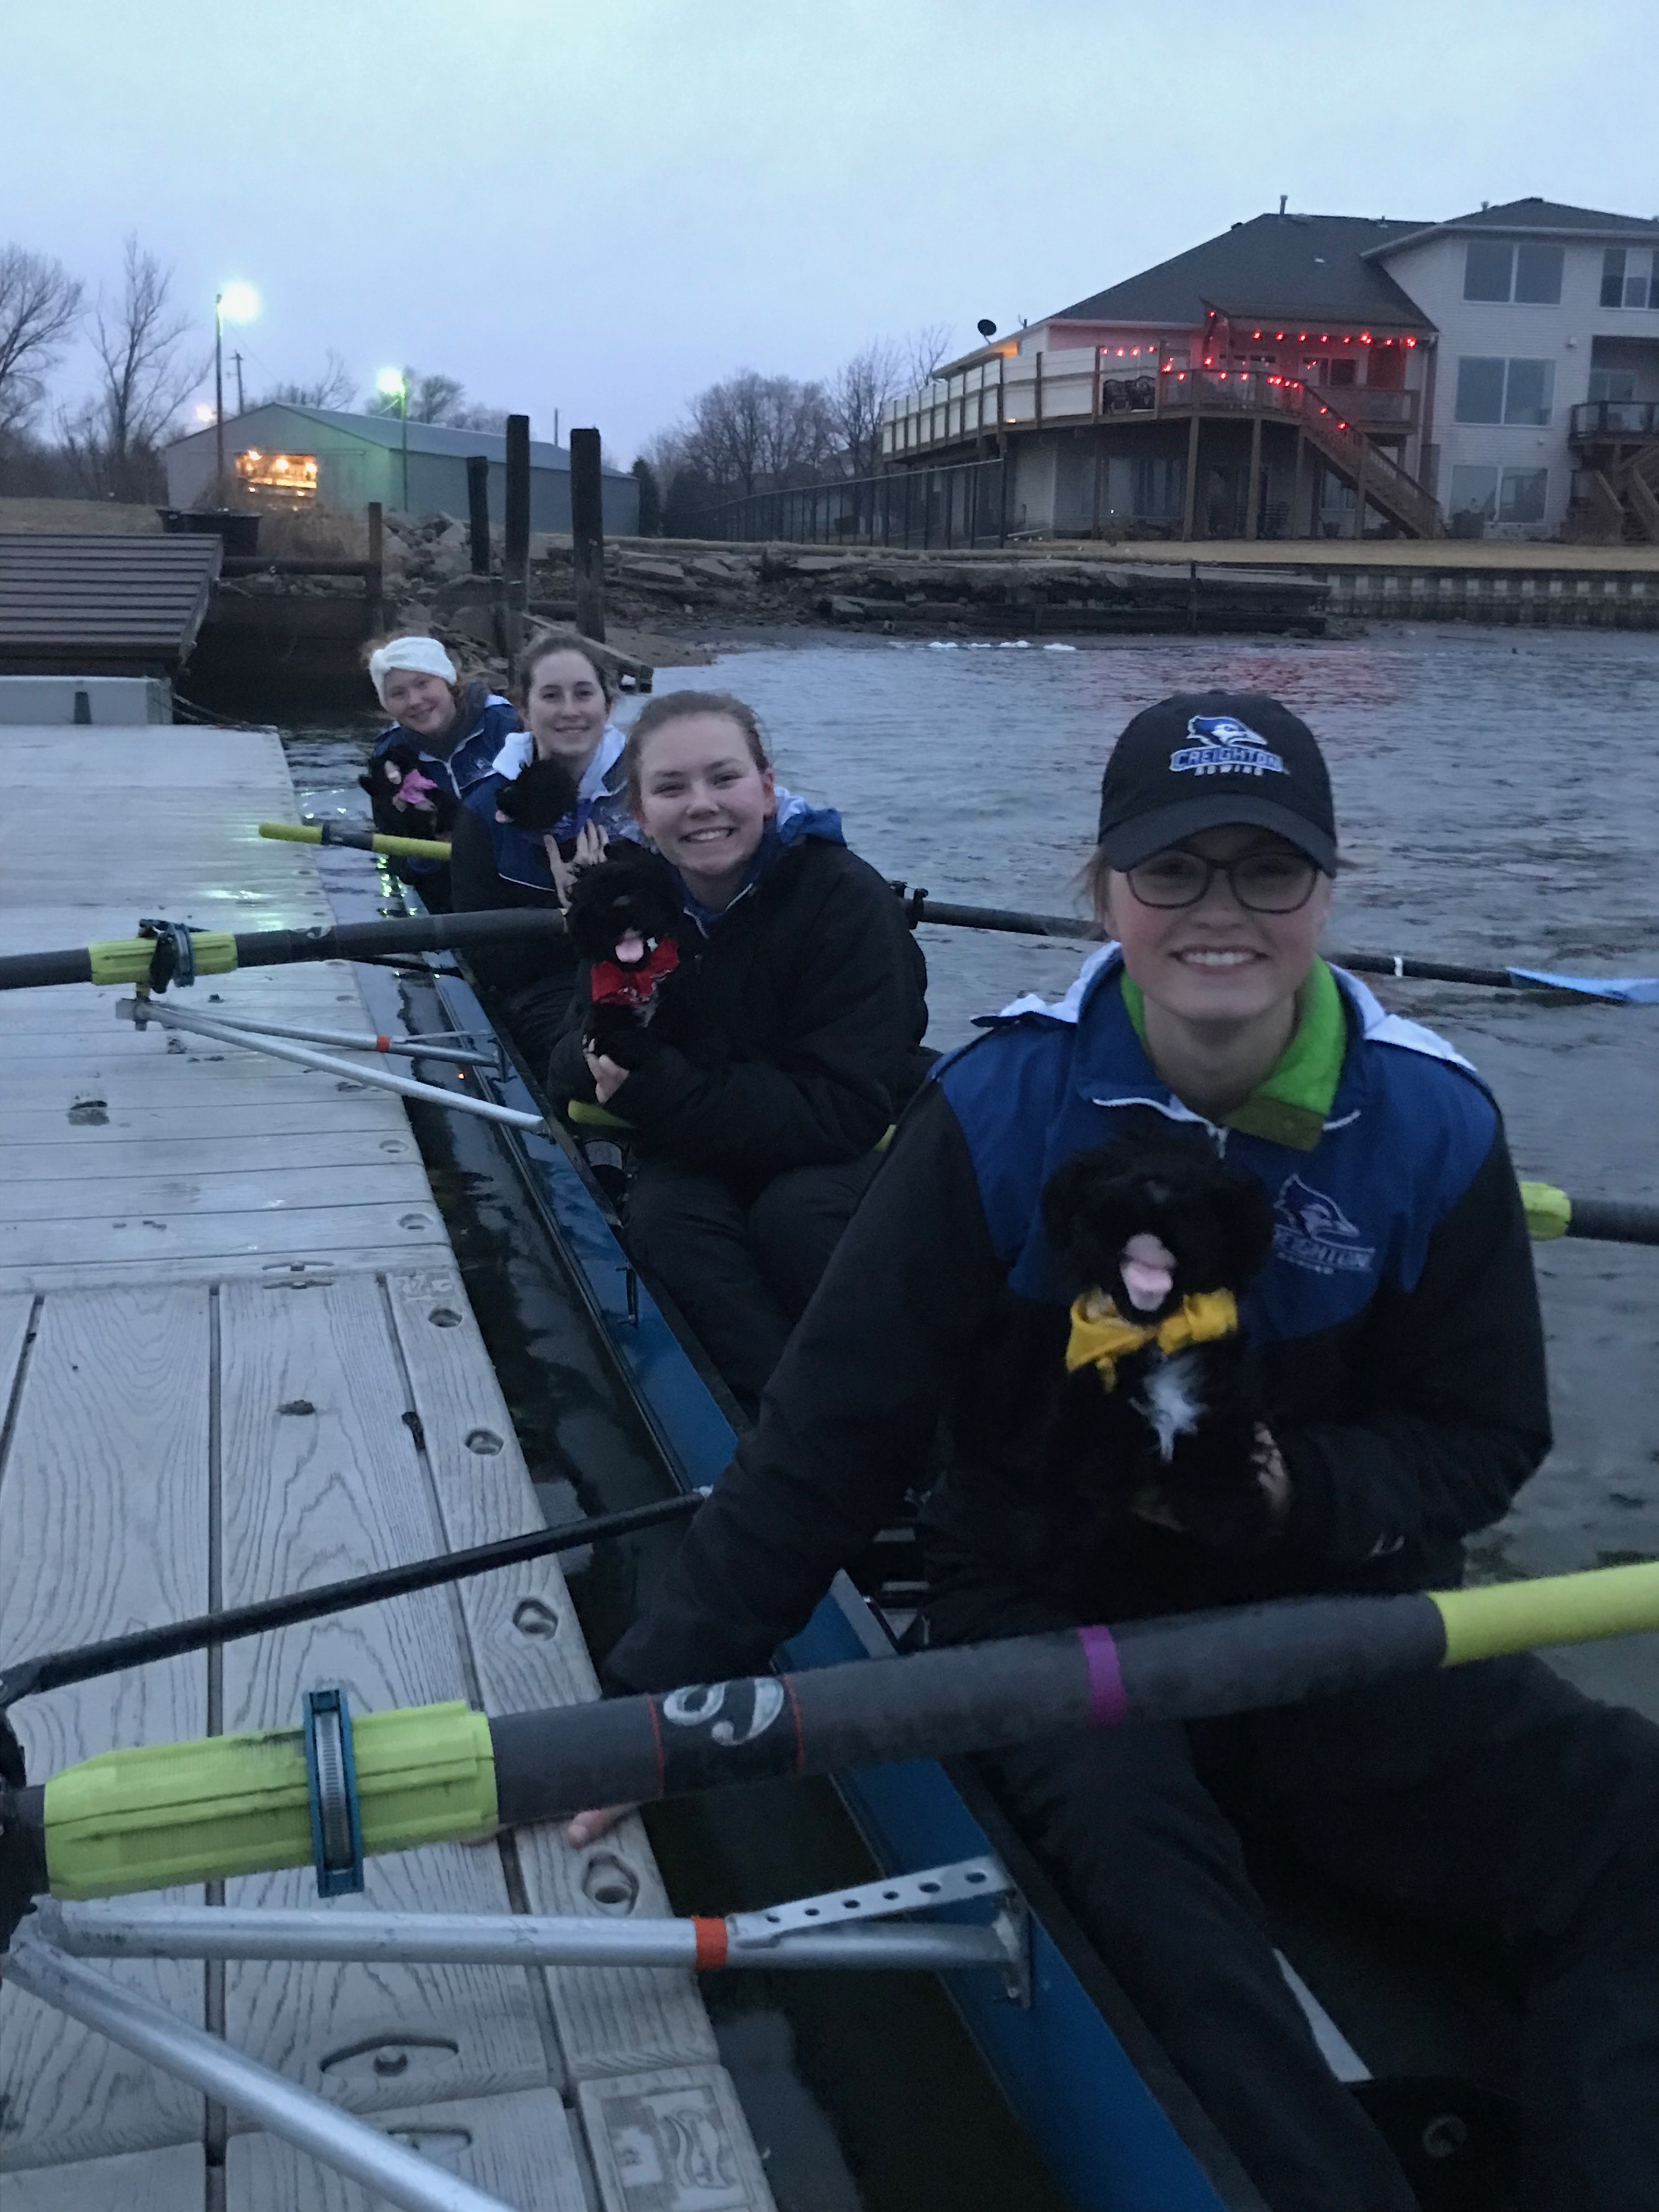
[
  {"xmin": 1048, "ymin": 213, "xmax": 1435, "ymax": 332},
  {"xmin": 276, "ymin": 407, "xmax": 634, "ymax": 477},
  {"xmin": 1437, "ymin": 196, "xmax": 1659, "ymax": 234}
]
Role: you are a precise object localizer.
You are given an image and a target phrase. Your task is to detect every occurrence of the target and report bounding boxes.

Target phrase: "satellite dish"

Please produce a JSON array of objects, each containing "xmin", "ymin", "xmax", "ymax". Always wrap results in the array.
[{"xmin": 977, "ymin": 318, "xmax": 998, "ymax": 340}]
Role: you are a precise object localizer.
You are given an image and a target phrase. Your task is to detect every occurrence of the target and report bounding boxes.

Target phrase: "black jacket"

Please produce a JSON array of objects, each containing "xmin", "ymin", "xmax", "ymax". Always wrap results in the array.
[
  {"xmin": 606, "ymin": 960, "xmax": 1550, "ymax": 1693},
  {"xmin": 448, "ymin": 799, "xmax": 571, "ymax": 998},
  {"xmin": 549, "ymin": 831, "xmax": 930, "ymax": 1193}
]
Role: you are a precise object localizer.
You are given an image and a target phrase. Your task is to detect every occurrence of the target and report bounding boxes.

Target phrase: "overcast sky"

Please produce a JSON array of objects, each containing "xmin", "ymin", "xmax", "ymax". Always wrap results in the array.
[{"xmin": 6, "ymin": 1, "xmax": 1658, "ymax": 462}]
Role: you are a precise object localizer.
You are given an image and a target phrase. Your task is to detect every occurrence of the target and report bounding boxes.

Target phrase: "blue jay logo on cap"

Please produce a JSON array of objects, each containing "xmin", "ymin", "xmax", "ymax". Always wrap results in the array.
[{"xmin": 1169, "ymin": 714, "xmax": 1285, "ymax": 778}]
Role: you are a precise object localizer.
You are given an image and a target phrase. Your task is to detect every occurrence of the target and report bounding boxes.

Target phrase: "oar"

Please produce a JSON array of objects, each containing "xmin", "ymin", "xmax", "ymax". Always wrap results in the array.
[
  {"xmin": 0, "ymin": 907, "xmax": 567, "ymax": 994},
  {"xmin": 12, "ymin": 1560, "xmax": 1659, "ymax": 1917},
  {"xmin": 892, "ymin": 888, "xmax": 1659, "ymax": 1002},
  {"xmin": 0, "ymin": 1493, "xmax": 702, "ymax": 1712},
  {"xmin": 1521, "ymin": 1183, "xmax": 1659, "ymax": 1246},
  {"xmin": 259, "ymin": 820, "xmax": 452, "ymax": 862},
  {"xmin": 243, "ymin": 829, "xmax": 1659, "ymax": 1002}
]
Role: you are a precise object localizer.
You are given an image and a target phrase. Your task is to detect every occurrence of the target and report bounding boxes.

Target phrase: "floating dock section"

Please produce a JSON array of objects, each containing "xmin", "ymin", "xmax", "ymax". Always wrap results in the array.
[{"xmin": 0, "ymin": 729, "xmax": 771, "ymax": 2209}]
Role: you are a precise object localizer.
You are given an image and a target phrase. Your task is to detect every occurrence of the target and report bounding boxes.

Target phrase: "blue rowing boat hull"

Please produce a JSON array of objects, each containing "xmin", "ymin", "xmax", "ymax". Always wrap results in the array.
[{"xmin": 410, "ymin": 958, "xmax": 1257, "ymax": 2210}]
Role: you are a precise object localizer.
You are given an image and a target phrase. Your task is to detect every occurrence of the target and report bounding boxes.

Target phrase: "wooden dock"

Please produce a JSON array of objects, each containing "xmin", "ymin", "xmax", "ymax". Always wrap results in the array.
[{"xmin": 0, "ymin": 729, "xmax": 771, "ymax": 2209}]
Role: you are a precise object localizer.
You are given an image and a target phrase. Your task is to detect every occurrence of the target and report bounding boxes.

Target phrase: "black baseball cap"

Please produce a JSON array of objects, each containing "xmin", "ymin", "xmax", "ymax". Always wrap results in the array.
[{"xmin": 1096, "ymin": 692, "xmax": 1338, "ymax": 874}]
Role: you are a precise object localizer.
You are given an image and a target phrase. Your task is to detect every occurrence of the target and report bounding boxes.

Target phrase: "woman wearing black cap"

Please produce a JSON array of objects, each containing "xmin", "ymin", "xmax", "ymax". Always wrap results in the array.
[{"xmin": 577, "ymin": 693, "xmax": 1659, "ymax": 2212}]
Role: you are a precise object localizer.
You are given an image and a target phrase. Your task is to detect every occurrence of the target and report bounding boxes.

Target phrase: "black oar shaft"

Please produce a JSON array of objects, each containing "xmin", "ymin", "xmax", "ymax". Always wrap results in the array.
[
  {"xmin": 0, "ymin": 1493, "xmax": 701, "ymax": 1711},
  {"xmin": 487, "ymin": 1594, "xmax": 1447, "ymax": 1825},
  {"xmin": 0, "ymin": 909, "xmax": 569, "ymax": 994},
  {"xmin": 1566, "ymin": 1197, "xmax": 1659, "ymax": 1247},
  {"xmin": 895, "ymin": 891, "xmax": 1641, "ymax": 994}
]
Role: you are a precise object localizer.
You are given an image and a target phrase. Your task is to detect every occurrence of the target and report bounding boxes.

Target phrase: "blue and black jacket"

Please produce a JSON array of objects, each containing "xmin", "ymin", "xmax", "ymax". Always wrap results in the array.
[
  {"xmin": 549, "ymin": 804, "xmax": 932, "ymax": 1187},
  {"xmin": 607, "ymin": 947, "xmax": 1550, "ymax": 1693},
  {"xmin": 367, "ymin": 683, "xmax": 520, "ymax": 884}
]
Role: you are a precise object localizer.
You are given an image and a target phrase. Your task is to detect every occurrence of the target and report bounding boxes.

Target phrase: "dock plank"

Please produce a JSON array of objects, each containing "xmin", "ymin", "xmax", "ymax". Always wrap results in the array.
[
  {"xmin": 385, "ymin": 1273, "xmax": 719, "ymax": 2081},
  {"xmin": 578, "ymin": 2066, "xmax": 772, "ymax": 2212},
  {"xmin": 3, "ymin": 2141, "xmax": 205, "ymax": 2209},
  {"xmin": 0, "ymin": 1287, "xmax": 208, "ymax": 2166},
  {"xmin": 217, "ymin": 1275, "xmax": 558, "ymax": 2115},
  {"xmin": 0, "ymin": 726, "xmax": 758, "ymax": 2202},
  {"xmin": 226, "ymin": 2089, "xmax": 588, "ymax": 2212}
]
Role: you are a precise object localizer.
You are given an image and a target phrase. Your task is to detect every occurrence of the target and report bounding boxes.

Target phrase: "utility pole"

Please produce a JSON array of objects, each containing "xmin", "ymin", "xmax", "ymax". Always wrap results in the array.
[{"xmin": 232, "ymin": 352, "xmax": 245, "ymax": 415}]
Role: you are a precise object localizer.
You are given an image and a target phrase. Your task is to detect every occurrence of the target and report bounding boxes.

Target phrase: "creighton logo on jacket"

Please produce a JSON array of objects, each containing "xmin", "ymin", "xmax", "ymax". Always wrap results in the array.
[
  {"xmin": 1169, "ymin": 713, "xmax": 1286, "ymax": 778},
  {"xmin": 936, "ymin": 945, "xmax": 1493, "ymax": 1348}
]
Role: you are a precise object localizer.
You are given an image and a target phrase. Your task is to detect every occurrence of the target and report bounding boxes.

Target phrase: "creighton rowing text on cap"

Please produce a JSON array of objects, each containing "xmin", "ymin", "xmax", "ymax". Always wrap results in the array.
[{"xmin": 1096, "ymin": 692, "xmax": 1338, "ymax": 874}]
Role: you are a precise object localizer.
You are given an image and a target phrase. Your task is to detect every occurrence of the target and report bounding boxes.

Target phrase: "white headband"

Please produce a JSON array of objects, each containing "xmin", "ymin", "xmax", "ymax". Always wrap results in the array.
[{"xmin": 369, "ymin": 636, "xmax": 457, "ymax": 707}]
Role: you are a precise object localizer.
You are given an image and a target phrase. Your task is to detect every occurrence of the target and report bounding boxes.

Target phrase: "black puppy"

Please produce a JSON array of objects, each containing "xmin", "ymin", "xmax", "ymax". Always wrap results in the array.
[
  {"xmin": 1040, "ymin": 1127, "xmax": 1276, "ymax": 1554},
  {"xmin": 357, "ymin": 743, "xmax": 459, "ymax": 833},
  {"xmin": 494, "ymin": 756, "xmax": 582, "ymax": 847},
  {"xmin": 563, "ymin": 843, "xmax": 684, "ymax": 1066}
]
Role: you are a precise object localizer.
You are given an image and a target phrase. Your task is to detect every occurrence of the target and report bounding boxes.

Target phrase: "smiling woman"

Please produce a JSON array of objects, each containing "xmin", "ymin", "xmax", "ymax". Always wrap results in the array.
[
  {"xmin": 447, "ymin": 635, "xmax": 636, "ymax": 1061},
  {"xmin": 593, "ymin": 686, "xmax": 1659, "ymax": 2212},
  {"xmin": 547, "ymin": 688, "xmax": 932, "ymax": 1415}
]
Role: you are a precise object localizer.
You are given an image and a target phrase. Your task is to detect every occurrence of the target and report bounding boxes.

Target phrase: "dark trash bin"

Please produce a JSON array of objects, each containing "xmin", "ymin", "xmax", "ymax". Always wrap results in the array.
[{"xmin": 156, "ymin": 509, "xmax": 261, "ymax": 557}]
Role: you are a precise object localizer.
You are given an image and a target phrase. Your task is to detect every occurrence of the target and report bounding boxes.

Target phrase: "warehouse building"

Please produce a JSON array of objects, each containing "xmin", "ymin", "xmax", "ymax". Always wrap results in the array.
[{"xmin": 163, "ymin": 405, "xmax": 638, "ymax": 533}]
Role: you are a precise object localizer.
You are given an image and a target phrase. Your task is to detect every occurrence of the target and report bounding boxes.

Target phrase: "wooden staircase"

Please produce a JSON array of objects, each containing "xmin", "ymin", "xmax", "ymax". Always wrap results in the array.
[{"xmin": 1289, "ymin": 385, "xmax": 1443, "ymax": 540}]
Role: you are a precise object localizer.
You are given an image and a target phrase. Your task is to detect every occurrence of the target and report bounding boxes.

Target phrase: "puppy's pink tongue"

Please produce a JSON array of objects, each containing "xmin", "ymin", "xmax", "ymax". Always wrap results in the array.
[
  {"xmin": 614, "ymin": 931, "xmax": 646, "ymax": 964},
  {"xmin": 1120, "ymin": 1234, "xmax": 1176, "ymax": 1312}
]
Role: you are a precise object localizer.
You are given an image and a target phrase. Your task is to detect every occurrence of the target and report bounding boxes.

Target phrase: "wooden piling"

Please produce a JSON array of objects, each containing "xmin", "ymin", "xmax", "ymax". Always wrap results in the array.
[
  {"xmin": 467, "ymin": 455, "xmax": 491, "ymax": 576},
  {"xmin": 365, "ymin": 503, "xmax": 384, "ymax": 634},
  {"xmin": 504, "ymin": 415, "xmax": 531, "ymax": 651},
  {"xmin": 571, "ymin": 427, "xmax": 607, "ymax": 644}
]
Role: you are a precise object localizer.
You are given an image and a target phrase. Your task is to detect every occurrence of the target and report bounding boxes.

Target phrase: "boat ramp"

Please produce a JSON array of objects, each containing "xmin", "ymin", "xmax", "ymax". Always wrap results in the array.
[{"xmin": 0, "ymin": 727, "xmax": 771, "ymax": 2209}]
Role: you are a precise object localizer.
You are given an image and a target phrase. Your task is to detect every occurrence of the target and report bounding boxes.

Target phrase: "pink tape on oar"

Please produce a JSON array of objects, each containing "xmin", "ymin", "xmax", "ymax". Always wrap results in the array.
[{"xmin": 1078, "ymin": 1625, "xmax": 1128, "ymax": 1726}]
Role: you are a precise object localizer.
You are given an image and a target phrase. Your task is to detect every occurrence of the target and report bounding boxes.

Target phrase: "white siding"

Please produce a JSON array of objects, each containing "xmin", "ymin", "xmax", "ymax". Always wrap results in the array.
[{"xmin": 1384, "ymin": 231, "xmax": 1657, "ymax": 536}]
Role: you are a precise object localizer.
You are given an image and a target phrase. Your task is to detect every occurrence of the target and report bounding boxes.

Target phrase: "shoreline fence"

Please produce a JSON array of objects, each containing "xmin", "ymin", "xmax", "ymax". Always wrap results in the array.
[{"xmin": 685, "ymin": 458, "xmax": 1010, "ymax": 550}]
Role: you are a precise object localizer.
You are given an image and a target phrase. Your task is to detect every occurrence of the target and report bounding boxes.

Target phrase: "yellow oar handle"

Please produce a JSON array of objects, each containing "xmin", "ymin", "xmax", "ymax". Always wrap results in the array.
[
  {"xmin": 44, "ymin": 1702, "xmax": 495, "ymax": 1901},
  {"xmin": 1432, "ymin": 1560, "xmax": 1659, "ymax": 1664},
  {"xmin": 1519, "ymin": 1180, "xmax": 1572, "ymax": 1239},
  {"xmin": 258, "ymin": 821, "xmax": 453, "ymax": 862}
]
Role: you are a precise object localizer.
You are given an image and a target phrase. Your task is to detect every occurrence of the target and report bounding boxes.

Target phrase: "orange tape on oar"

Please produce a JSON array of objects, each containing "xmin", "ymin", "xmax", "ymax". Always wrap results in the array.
[{"xmin": 692, "ymin": 1917, "xmax": 729, "ymax": 1968}]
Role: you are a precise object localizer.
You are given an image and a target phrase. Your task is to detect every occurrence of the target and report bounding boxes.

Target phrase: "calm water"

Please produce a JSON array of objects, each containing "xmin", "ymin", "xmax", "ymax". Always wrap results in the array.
[{"xmin": 284, "ymin": 622, "xmax": 1659, "ymax": 2202}]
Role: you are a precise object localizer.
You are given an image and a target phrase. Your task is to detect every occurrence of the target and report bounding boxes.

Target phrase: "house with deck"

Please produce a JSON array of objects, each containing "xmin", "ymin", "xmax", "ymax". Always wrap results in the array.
[{"xmin": 882, "ymin": 198, "xmax": 1659, "ymax": 542}]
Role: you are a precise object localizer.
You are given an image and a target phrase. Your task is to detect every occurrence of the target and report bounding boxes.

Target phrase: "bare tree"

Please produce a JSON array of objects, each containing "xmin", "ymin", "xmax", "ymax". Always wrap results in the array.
[
  {"xmin": 0, "ymin": 245, "xmax": 83, "ymax": 434},
  {"xmin": 829, "ymin": 337, "xmax": 904, "ymax": 478},
  {"xmin": 906, "ymin": 321, "xmax": 955, "ymax": 386},
  {"xmin": 265, "ymin": 348, "xmax": 357, "ymax": 409},
  {"xmin": 63, "ymin": 237, "xmax": 206, "ymax": 500}
]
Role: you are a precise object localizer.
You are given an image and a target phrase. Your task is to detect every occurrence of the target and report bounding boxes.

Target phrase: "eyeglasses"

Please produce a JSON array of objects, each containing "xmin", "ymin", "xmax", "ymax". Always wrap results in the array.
[{"xmin": 1125, "ymin": 847, "xmax": 1322, "ymax": 913}]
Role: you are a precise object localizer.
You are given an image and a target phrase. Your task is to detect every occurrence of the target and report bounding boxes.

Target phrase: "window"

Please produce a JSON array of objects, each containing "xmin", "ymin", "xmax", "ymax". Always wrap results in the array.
[
  {"xmin": 1454, "ymin": 357, "xmax": 1506, "ymax": 421},
  {"xmin": 1601, "ymin": 249, "xmax": 1657, "ymax": 309},
  {"xmin": 1464, "ymin": 239, "xmax": 1563, "ymax": 304},
  {"xmin": 1464, "ymin": 241, "xmax": 1514, "ymax": 301},
  {"xmin": 234, "ymin": 449, "xmax": 318, "ymax": 497},
  {"xmin": 1447, "ymin": 465, "xmax": 1548, "ymax": 527},
  {"xmin": 1453, "ymin": 356, "xmax": 1554, "ymax": 424},
  {"xmin": 1132, "ymin": 455, "xmax": 1185, "ymax": 518},
  {"xmin": 1589, "ymin": 369, "xmax": 1638, "ymax": 402},
  {"xmin": 1503, "ymin": 358, "xmax": 1554, "ymax": 424},
  {"xmin": 1514, "ymin": 244, "xmax": 1564, "ymax": 303},
  {"xmin": 1499, "ymin": 469, "xmax": 1548, "ymax": 524},
  {"xmin": 1449, "ymin": 465, "xmax": 1498, "ymax": 519}
]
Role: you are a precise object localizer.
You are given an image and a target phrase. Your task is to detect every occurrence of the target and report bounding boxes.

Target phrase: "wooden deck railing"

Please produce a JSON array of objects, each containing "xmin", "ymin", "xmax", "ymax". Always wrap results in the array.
[{"xmin": 882, "ymin": 356, "xmax": 1440, "ymax": 536}]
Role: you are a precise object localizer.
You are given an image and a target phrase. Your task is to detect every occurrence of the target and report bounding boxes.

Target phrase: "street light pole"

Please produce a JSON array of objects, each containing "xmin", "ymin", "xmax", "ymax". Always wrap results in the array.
[
  {"xmin": 211, "ymin": 285, "xmax": 259, "ymax": 507},
  {"xmin": 376, "ymin": 369, "xmax": 410, "ymax": 512},
  {"xmin": 213, "ymin": 291, "xmax": 225, "ymax": 502}
]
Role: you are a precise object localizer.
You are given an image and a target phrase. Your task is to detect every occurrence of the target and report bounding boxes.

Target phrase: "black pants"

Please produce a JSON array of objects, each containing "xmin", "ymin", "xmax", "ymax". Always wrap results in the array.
[
  {"xmin": 627, "ymin": 1155, "xmax": 880, "ymax": 1417},
  {"xmin": 927, "ymin": 1582, "xmax": 1659, "ymax": 2212}
]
